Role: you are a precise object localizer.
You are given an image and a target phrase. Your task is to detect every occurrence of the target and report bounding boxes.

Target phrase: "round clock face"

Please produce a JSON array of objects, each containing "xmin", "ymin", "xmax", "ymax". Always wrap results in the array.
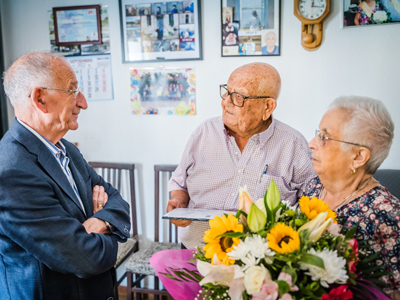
[{"xmin": 299, "ymin": 0, "xmax": 327, "ymax": 20}]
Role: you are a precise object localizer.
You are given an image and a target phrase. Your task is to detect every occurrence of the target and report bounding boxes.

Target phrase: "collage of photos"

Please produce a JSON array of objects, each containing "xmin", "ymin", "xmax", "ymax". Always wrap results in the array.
[
  {"xmin": 221, "ymin": 0, "xmax": 280, "ymax": 57},
  {"xmin": 130, "ymin": 67, "xmax": 196, "ymax": 115},
  {"xmin": 124, "ymin": 1, "xmax": 196, "ymax": 60},
  {"xmin": 343, "ymin": 0, "xmax": 400, "ymax": 26}
]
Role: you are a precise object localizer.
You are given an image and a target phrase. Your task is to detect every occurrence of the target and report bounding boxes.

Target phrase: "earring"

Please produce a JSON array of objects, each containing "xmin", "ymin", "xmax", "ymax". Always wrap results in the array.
[{"xmin": 351, "ymin": 167, "xmax": 356, "ymax": 174}]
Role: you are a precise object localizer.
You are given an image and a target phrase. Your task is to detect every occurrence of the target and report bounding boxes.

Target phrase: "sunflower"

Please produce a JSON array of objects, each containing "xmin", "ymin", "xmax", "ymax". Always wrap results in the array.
[
  {"xmin": 267, "ymin": 223, "xmax": 300, "ymax": 254},
  {"xmin": 298, "ymin": 196, "xmax": 337, "ymax": 223},
  {"xmin": 203, "ymin": 213, "xmax": 243, "ymax": 265}
]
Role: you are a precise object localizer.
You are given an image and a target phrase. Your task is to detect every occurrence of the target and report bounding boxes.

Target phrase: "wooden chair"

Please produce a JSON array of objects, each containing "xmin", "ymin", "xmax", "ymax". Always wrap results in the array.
[
  {"xmin": 125, "ymin": 165, "xmax": 179, "ymax": 300},
  {"xmin": 88, "ymin": 162, "xmax": 139, "ymax": 300}
]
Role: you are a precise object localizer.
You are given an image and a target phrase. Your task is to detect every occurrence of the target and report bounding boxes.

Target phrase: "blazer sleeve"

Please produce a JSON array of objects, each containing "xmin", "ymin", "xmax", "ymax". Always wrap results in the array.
[
  {"xmin": 64, "ymin": 141, "xmax": 131, "ymax": 241},
  {"xmin": 0, "ymin": 165, "xmax": 122, "ymax": 279}
]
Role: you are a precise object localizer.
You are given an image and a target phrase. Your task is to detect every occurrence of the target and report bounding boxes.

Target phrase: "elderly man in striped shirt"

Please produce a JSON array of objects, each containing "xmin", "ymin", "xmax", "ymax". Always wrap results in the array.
[{"xmin": 167, "ymin": 62, "xmax": 315, "ymax": 249}]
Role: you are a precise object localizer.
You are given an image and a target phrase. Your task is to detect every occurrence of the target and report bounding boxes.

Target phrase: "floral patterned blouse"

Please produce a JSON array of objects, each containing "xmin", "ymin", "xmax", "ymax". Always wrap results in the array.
[
  {"xmin": 357, "ymin": 0, "xmax": 388, "ymax": 25},
  {"xmin": 303, "ymin": 176, "xmax": 400, "ymax": 295}
]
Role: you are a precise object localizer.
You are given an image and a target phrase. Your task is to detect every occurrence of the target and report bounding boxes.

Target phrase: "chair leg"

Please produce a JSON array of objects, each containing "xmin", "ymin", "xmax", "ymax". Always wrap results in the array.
[
  {"xmin": 135, "ymin": 273, "xmax": 142, "ymax": 300},
  {"xmin": 127, "ymin": 272, "xmax": 133, "ymax": 300},
  {"xmin": 154, "ymin": 276, "xmax": 160, "ymax": 300}
]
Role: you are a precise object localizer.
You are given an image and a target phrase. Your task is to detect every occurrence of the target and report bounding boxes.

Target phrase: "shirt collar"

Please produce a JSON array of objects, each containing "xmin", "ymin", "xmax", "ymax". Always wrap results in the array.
[{"xmin": 17, "ymin": 118, "xmax": 66, "ymax": 157}]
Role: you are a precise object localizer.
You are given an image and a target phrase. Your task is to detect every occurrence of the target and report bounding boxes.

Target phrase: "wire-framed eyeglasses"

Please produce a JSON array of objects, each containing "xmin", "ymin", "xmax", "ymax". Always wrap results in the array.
[
  {"xmin": 315, "ymin": 129, "xmax": 367, "ymax": 148},
  {"xmin": 42, "ymin": 87, "xmax": 82, "ymax": 99},
  {"xmin": 220, "ymin": 84, "xmax": 271, "ymax": 107}
]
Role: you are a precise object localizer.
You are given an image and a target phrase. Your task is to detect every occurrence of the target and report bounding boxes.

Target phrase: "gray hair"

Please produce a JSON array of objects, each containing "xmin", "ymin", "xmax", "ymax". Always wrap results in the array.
[
  {"xmin": 3, "ymin": 52, "xmax": 64, "ymax": 108},
  {"xmin": 329, "ymin": 95, "xmax": 394, "ymax": 174}
]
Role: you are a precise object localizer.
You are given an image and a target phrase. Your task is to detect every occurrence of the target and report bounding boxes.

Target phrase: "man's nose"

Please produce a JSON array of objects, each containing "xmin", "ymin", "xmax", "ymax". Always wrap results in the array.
[
  {"xmin": 77, "ymin": 92, "xmax": 88, "ymax": 110},
  {"xmin": 309, "ymin": 135, "xmax": 318, "ymax": 150}
]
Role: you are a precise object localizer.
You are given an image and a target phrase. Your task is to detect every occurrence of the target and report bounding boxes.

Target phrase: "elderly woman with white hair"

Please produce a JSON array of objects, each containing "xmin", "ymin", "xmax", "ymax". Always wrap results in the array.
[{"xmin": 303, "ymin": 96, "xmax": 400, "ymax": 299}]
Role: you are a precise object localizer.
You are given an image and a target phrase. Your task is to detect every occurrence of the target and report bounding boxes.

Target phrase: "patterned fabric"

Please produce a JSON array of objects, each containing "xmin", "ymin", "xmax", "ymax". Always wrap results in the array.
[
  {"xmin": 126, "ymin": 242, "xmax": 180, "ymax": 275},
  {"xmin": 357, "ymin": 0, "xmax": 388, "ymax": 24},
  {"xmin": 169, "ymin": 116, "xmax": 315, "ymax": 249},
  {"xmin": 303, "ymin": 176, "xmax": 400, "ymax": 295}
]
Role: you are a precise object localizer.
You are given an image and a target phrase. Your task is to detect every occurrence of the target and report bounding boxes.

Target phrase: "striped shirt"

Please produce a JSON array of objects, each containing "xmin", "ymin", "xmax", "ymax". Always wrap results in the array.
[
  {"xmin": 17, "ymin": 119, "xmax": 86, "ymax": 215},
  {"xmin": 169, "ymin": 116, "xmax": 315, "ymax": 249}
]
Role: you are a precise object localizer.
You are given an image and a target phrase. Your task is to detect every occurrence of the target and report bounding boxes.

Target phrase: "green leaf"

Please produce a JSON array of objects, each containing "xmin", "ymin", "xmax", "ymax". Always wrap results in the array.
[
  {"xmin": 300, "ymin": 253, "xmax": 325, "ymax": 269},
  {"xmin": 216, "ymin": 232, "xmax": 250, "ymax": 238},
  {"xmin": 235, "ymin": 210, "xmax": 247, "ymax": 219},
  {"xmin": 344, "ymin": 224, "xmax": 358, "ymax": 240},
  {"xmin": 276, "ymin": 280, "xmax": 290, "ymax": 294},
  {"xmin": 281, "ymin": 265, "xmax": 298, "ymax": 283}
]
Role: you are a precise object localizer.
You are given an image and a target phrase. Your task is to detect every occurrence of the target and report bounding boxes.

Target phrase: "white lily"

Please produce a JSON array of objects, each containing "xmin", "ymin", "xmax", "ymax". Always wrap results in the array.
[
  {"xmin": 197, "ymin": 254, "xmax": 245, "ymax": 299},
  {"xmin": 298, "ymin": 211, "xmax": 333, "ymax": 243}
]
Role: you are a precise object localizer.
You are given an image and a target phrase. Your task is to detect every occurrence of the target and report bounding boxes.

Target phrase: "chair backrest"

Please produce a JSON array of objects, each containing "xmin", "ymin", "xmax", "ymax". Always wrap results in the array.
[
  {"xmin": 374, "ymin": 169, "xmax": 400, "ymax": 199},
  {"xmin": 154, "ymin": 164, "xmax": 178, "ymax": 243},
  {"xmin": 89, "ymin": 162, "xmax": 138, "ymax": 237}
]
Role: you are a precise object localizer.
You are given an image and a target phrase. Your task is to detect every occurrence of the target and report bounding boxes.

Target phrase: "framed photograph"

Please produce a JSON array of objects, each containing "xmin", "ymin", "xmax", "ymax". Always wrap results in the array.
[
  {"xmin": 119, "ymin": 0, "xmax": 203, "ymax": 63},
  {"xmin": 221, "ymin": 0, "xmax": 281, "ymax": 57},
  {"xmin": 53, "ymin": 5, "xmax": 102, "ymax": 46},
  {"xmin": 342, "ymin": 0, "xmax": 400, "ymax": 27}
]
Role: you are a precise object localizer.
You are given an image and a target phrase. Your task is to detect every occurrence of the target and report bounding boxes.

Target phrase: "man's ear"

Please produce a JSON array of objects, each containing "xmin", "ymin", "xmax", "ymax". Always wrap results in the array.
[
  {"xmin": 30, "ymin": 87, "xmax": 48, "ymax": 114},
  {"xmin": 262, "ymin": 98, "xmax": 277, "ymax": 121},
  {"xmin": 352, "ymin": 147, "xmax": 371, "ymax": 170}
]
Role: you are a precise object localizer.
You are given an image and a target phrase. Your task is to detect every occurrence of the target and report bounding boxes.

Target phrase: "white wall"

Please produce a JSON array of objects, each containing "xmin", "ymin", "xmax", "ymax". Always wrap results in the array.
[{"xmin": 2, "ymin": 0, "xmax": 400, "ymax": 245}]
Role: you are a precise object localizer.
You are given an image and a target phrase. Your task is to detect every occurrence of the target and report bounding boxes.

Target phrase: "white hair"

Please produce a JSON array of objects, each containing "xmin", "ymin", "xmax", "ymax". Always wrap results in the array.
[
  {"xmin": 329, "ymin": 96, "xmax": 394, "ymax": 174},
  {"xmin": 3, "ymin": 52, "xmax": 65, "ymax": 109}
]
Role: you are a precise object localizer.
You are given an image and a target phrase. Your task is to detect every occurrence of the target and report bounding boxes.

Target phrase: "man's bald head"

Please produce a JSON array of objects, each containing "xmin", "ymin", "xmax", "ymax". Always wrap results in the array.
[{"xmin": 228, "ymin": 63, "xmax": 281, "ymax": 100}]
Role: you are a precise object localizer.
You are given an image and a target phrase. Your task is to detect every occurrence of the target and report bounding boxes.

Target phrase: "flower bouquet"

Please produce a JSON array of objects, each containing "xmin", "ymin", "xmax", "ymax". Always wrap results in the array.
[{"xmin": 153, "ymin": 181, "xmax": 389, "ymax": 300}]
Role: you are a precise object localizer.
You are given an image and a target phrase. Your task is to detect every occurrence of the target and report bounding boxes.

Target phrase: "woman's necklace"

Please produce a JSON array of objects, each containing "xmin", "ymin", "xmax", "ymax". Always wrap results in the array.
[{"xmin": 319, "ymin": 177, "xmax": 373, "ymax": 212}]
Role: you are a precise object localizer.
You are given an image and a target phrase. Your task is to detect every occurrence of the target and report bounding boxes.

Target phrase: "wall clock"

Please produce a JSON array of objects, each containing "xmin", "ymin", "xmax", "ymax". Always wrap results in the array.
[{"xmin": 294, "ymin": 0, "xmax": 331, "ymax": 50}]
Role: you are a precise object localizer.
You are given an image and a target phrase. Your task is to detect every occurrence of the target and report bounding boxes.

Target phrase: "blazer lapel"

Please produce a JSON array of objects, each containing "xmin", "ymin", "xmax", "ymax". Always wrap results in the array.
[
  {"xmin": 37, "ymin": 148, "xmax": 87, "ymax": 217},
  {"xmin": 10, "ymin": 120, "xmax": 87, "ymax": 217},
  {"xmin": 68, "ymin": 157, "xmax": 91, "ymax": 217}
]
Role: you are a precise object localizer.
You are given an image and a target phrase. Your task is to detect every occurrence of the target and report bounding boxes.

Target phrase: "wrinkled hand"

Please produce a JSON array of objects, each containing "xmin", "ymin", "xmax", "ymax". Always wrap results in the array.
[
  {"xmin": 93, "ymin": 185, "xmax": 108, "ymax": 214},
  {"xmin": 82, "ymin": 217, "xmax": 108, "ymax": 234},
  {"xmin": 167, "ymin": 199, "xmax": 192, "ymax": 227}
]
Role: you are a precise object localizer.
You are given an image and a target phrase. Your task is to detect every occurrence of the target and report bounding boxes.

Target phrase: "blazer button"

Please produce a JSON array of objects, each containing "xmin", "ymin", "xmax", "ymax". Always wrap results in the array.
[{"xmin": 107, "ymin": 297, "xmax": 114, "ymax": 300}]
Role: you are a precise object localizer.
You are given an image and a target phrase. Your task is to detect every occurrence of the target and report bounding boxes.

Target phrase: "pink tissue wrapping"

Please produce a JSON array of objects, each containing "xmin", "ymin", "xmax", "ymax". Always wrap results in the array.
[{"xmin": 150, "ymin": 249, "xmax": 202, "ymax": 300}]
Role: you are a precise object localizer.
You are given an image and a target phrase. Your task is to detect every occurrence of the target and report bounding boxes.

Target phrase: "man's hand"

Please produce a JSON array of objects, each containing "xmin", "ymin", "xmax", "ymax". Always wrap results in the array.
[
  {"xmin": 93, "ymin": 185, "xmax": 108, "ymax": 214},
  {"xmin": 167, "ymin": 198, "xmax": 192, "ymax": 227},
  {"xmin": 82, "ymin": 218, "xmax": 109, "ymax": 234}
]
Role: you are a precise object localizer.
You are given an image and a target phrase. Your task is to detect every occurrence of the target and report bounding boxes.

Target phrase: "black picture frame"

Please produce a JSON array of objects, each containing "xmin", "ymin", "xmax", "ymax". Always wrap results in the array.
[
  {"xmin": 53, "ymin": 5, "xmax": 102, "ymax": 46},
  {"xmin": 221, "ymin": 0, "xmax": 281, "ymax": 57},
  {"xmin": 119, "ymin": 0, "xmax": 203, "ymax": 63}
]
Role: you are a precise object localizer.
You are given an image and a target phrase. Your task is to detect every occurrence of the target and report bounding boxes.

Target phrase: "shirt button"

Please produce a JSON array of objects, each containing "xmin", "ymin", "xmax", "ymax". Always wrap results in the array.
[
  {"xmin": 235, "ymin": 152, "xmax": 238, "ymax": 155},
  {"xmin": 238, "ymin": 169, "xmax": 241, "ymax": 173},
  {"xmin": 231, "ymin": 193, "xmax": 235, "ymax": 196}
]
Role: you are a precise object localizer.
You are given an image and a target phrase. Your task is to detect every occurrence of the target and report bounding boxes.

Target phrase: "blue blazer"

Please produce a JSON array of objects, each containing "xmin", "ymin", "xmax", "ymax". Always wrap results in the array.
[{"xmin": 0, "ymin": 120, "xmax": 131, "ymax": 300}]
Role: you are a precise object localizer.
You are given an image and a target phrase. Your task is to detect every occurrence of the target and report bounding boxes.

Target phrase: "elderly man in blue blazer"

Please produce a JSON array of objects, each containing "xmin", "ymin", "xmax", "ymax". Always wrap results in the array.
[{"xmin": 0, "ymin": 52, "xmax": 131, "ymax": 300}]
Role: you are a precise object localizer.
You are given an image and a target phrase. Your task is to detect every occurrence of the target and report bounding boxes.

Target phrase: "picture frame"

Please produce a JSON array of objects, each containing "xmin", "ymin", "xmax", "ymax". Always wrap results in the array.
[
  {"xmin": 342, "ymin": 0, "xmax": 400, "ymax": 27},
  {"xmin": 119, "ymin": 0, "xmax": 203, "ymax": 63},
  {"xmin": 53, "ymin": 5, "xmax": 102, "ymax": 46},
  {"xmin": 221, "ymin": 0, "xmax": 281, "ymax": 57}
]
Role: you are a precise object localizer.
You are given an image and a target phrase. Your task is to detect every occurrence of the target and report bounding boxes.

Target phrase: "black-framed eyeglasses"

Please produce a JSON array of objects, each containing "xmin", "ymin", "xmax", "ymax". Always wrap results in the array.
[
  {"xmin": 42, "ymin": 87, "xmax": 82, "ymax": 99},
  {"xmin": 220, "ymin": 84, "xmax": 271, "ymax": 107},
  {"xmin": 315, "ymin": 129, "xmax": 367, "ymax": 148}
]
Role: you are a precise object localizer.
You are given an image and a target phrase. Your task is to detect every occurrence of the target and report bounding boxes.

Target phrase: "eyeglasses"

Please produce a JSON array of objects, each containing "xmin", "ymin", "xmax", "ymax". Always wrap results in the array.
[
  {"xmin": 42, "ymin": 87, "xmax": 82, "ymax": 99},
  {"xmin": 220, "ymin": 84, "xmax": 271, "ymax": 107},
  {"xmin": 315, "ymin": 129, "xmax": 367, "ymax": 148}
]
